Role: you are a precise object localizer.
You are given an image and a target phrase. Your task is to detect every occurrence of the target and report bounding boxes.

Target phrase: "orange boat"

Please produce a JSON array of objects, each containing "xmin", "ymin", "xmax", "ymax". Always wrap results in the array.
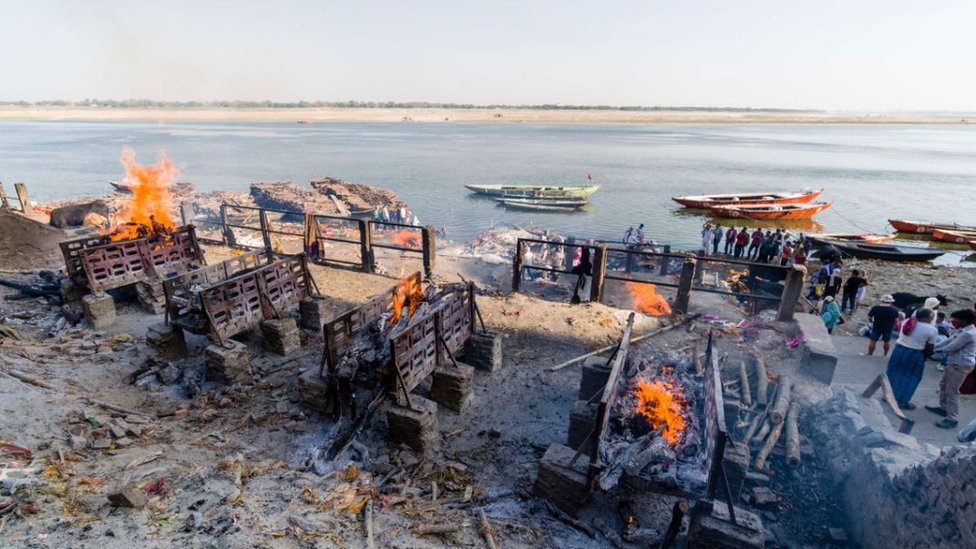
[
  {"xmin": 888, "ymin": 219, "xmax": 976, "ymax": 234},
  {"xmin": 807, "ymin": 233, "xmax": 896, "ymax": 244},
  {"xmin": 970, "ymin": 240, "xmax": 976, "ymax": 252},
  {"xmin": 672, "ymin": 189, "xmax": 823, "ymax": 209},
  {"xmin": 706, "ymin": 202, "xmax": 831, "ymax": 220},
  {"xmin": 931, "ymin": 228, "xmax": 976, "ymax": 244}
]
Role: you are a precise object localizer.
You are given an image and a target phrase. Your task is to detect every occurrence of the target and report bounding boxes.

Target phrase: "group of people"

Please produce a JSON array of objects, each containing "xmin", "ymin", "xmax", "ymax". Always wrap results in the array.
[{"xmin": 700, "ymin": 224, "xmax": 813, "ymax": 266}]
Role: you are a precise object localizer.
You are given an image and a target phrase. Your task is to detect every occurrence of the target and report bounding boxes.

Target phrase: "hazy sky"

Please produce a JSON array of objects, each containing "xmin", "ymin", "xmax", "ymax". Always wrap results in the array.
[{"xmin": 2, "ymin": 0, "xmax": 974, "ymax": 110}]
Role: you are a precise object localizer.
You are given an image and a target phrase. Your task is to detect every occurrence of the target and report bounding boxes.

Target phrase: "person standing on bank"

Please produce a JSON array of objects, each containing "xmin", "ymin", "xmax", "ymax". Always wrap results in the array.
[
  {"xmin": 841, "ymin": 269, "xmax": 868, "ymax": 314},
  {"xmin": 924, "ymin": 309, "xmax": 976, "ymax": 429},
  {"xmin": 748, "ymin": 228, "xmax": 763, "ymax": 260},
  {"xmin": 885, "ymin": 308, "xmax": 938, "ymax": 410},
  {"xmin": 820, "ymin": 296, "xmax": 842, "ymax": 334},
  {"xmin": 712, "ymin": 224, "xmax": 723, "ymax": 255},
  {"xmin": 724, "ymin": 226, "xmax": 737, "ymax": 255},
  {"xmin": 734, "ymin": 227, "xmax": 749, "ymax": 258},
  {"xmin": 867, "ymin": 294, "xmax": 900, "ymax": 356}
]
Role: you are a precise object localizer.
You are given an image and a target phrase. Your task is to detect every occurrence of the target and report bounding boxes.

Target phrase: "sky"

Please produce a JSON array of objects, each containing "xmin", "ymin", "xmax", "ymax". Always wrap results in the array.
[{"xmin": 1, "ymin": 0, "xmax": 974, "ymax": 111}]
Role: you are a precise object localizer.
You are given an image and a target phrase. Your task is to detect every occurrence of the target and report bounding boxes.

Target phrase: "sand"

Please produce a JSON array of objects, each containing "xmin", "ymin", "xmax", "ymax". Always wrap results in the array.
[{"xmin": 1, "ymin": 105, "xmax": 972, "ymax": 124}]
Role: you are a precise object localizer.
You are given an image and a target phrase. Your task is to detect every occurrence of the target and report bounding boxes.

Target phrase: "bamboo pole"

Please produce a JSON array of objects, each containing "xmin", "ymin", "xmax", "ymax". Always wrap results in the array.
[
  {"xmin": 785, "ymin": 402, "xmax": 800, "ymax": 467},
  {"xmin": 769, "ymin": 376, "xmax": 793, "ymax": 424},
  {"xmin": 738, "ymin": 361, "xmax": 752, "ymax": 407},
  {"xmin": 550, "ymin": 314, "xmax": 701, "ymax": 371},
  {"xmin": 754, "ymin": 420, "xmax": 784, "ymax": 470}
]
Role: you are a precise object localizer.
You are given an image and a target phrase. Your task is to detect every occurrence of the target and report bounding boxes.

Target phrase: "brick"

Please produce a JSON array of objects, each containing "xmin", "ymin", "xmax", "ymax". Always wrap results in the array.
[
  {"xmin": 386, "ymin": 396, "xmax": 439, "ymax": 456},
  {"xmin": 82, "ymin": 293, "xmax": 116, "ymax": 330},
  {"xmin": 429, "ymin": 362, "xmax": 474, "ymax": 413},
  {"xmin": 204, "ymin": 341, "xmax": 252, "ymax": 384},
  {"xmin": 107, "ymin": 484, "xmax": 147, "ymax": 509},
  {"xmin": 463, "ymin": 331, "xmax": 502, "ymax": 372},
  {"xmin": 146, "ymin": 322, "xmax": 188, "ymax": 359},
  {"xmin": 533, "ymin": 443, "xmax": 591, "ymax": 517}
]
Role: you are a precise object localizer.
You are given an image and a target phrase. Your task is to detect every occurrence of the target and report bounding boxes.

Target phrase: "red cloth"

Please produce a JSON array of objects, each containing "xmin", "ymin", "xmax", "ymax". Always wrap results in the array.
[{"xmin": 961, "ymin": 370, "xmax": 976, "ymax": 395}]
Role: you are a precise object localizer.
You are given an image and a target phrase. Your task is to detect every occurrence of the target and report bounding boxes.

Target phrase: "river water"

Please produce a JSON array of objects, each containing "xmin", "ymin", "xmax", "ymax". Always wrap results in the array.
[{"xmin": 2, "ymin": 120, "xmax": 975, "ymax": 260}]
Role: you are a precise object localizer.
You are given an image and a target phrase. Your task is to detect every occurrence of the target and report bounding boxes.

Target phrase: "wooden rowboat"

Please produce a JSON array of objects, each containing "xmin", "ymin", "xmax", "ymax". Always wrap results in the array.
[
  {"xmin": 465, "ymin": 184, "xmax": 600, "ymax": 199},
  {"xmin": 819, "ymin": 240, "xmax": 946, "ymax": 262},
  {"xmin": 492, "ymin": 197, "xmax": 588, "ymax": 207},
  {"xmin": 671, "ymin": 188, "xmax": 822, "ymax": 209},
  {"xmin": 807, "ymin": 233, "xmax": 896, "ymax": 246},
  {"xmin": 931, "ymin": 228, "xmax": 976, "ymax": 244},
  {"xmin": 888, "ymin": 219, "xmax": 976, "ymax": 234},
  {"xmin": 496, "ymin": 198, "xmax": 587, "ymax": 212},
  {"xmin": 706, "ymin": 202, "xmax": 831, "ymax": 220}
]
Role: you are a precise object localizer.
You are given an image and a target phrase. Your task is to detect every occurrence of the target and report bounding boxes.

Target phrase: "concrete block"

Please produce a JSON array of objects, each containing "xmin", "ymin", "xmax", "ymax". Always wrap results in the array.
[
  {"xmin": 794, "ymin": 312, "xmax": 837, "ymax": 384},
  {"xmin": 689, "ymin": 503, "xmax": 764, "ymax": 549},
  {"xmin": 204, "ymin": 341, "xmax": 252, "ymax": 384},
  {"xmin": 567, "ymin": 400, "xmax": 598, "ymax": 455},
  {"xmin": 463, "ymin": 330, "xmax": 502, "ymax": 372},
  {"xmin": 578, "ymin": 356, "xmax": 611, "ymax": 400},
  {"xmin": 299, "ymin": 298, "xmax": 330, "ymax": 331},
  {"xmin": 82, "ymin": 293, "xmax": 116, "ymax": 330},
  {"xmin": 107, "ymin": 484, "xmax": 148, "ymax": 509},
  {"xmin": 260, "ymin": 317, "xmax": 302, "ymax": 356},
  {"xmin": 386, "ymin": 396, "xmax": 440, "ymax": 456},
  {"xmin": 533, "ymin": 443, "xmax": 591, "ymax": 517},
  {"xmin": 430, "ymin": 362, "xmax": 475, "ymax": 413},
  {"xmin": 146, "ymin": 321, "xmax": 188, "ymax": 359}
]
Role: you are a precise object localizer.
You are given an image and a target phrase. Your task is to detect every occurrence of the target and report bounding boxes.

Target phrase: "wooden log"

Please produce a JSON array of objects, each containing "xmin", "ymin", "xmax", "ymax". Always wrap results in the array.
[
  {"xmin": 3, "ymin": 369, "xmax": 54, "ymax": 390},
  {"xmin": 753, "ymin": 353, "xmax": 769, "ymax": 406},
  {"xmin": 754, "ymin": 418, "xmax": 785, "ymax": 470},
  {"xmin": 365, "ymin": 499, "xmax": 375, "ymax": 549},
  {"xmin": 659, "ymin": 500, "xmax": 689, "ymax": 549},
  {"xmin": 738, "ymin": 361, "xmax": 752, "ymax": 407},
  {"xmin": 479, "ymin": 509, "xmax": 498, "ymax": 549},
  {"xmin": 785, "ymin": 402, "xmax": 800, "ymax": 467},
  {"xmin": 87, "ymin": 398, "xmax": 155, "ymax": 420},
  {"xmin": 415, "ymin": 524, "xmax": 460, "ymax": 535},
  {"xmin": 769, "ymin": 376, "xmax": 792, "ymax": 424},
  {"xmin": 751, "ymin": 418, "xmax": 770, "ymax": 444}
]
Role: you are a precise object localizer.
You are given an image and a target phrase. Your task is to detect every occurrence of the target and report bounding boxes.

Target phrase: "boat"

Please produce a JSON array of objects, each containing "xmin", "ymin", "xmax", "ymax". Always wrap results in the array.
[
  {"xmin": 888, "ymin": 219, "xmax": 976, "ymax": 234},
  {"xmin": 491, "ymin": 197, "xmax": 588, "ymax": 207},
  {"xmin": 969, "ymin": 241, "xmax": 976, "ymax": 252},
  {"xmin": 817, "ymin": 240, "xmax": 946, "ymax": 261},
  {"xmin": 496, "ymin": 198, "xmax": 587, "ymax": 212},
  {"xmin": 705, "ymin": 202, "xmax": 831, "ymax": 220},
  {"xmin": 807, "ymin": 233, "xmax": 897, "ymax": 247},
  {"xmin": 671, "ymin": 189, "xmax": 822, "ymax": 209},
  {"xmin": 109, "ymin": 179, "xmax": 132, "ymax": 193},
  {"xmin": 465, "ymin": 184, "xmax": 600, "ymax": 199},
  {"xmin": 931, "ymin": 228, "xmax": 976, "ymax": 244}
]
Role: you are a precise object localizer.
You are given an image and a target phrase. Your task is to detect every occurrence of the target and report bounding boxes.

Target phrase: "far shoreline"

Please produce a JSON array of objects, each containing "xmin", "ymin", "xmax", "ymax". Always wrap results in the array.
[{"xmin": 1, "ymin": 106, "xmax": 974, "ymax": 125}]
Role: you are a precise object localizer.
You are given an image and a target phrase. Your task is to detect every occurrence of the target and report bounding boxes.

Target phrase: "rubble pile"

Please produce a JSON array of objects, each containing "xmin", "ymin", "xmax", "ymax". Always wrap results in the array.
[{"xmin": 310, "ymin": 176, "xmax": 401, "ymax": 211}]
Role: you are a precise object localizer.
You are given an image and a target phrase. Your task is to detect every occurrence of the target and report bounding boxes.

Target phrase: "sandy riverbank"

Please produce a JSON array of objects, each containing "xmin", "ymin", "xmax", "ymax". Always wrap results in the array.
[{"xmin": 1, "ymin": 106, "xmax": 973, "ymax": 124}]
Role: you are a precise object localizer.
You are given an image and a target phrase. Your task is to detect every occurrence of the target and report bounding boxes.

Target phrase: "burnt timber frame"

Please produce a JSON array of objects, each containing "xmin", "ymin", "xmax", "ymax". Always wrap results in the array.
[
  {"xmin": 65, "ymin": 226, "xmax": 205, "ymax": 293},
  {"xmin": 699, "ymin": 329, "xmax": 738, "ymax": 524},
  {"xmin": 162, "ymin": 248, "xmax": 272, "ymax": 324}
]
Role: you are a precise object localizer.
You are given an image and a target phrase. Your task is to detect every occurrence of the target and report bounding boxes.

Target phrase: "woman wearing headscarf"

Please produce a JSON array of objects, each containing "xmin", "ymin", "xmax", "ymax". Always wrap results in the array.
[
  {"xmin": 886, "ymin": 308, "xmax": 939, "ymax": 409},
  {"xmin": 820, "ymin": 296, "xmax": 842, "ymax": 334}
]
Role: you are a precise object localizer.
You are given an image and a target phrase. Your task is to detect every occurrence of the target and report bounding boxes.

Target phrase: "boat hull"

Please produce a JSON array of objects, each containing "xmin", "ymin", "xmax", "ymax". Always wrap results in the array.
[
  {"xmin": 819, "ymin": 240, "xmax": 945, "ymax": 261},
  {"xmin": 889, "ymin": 219, "xmax": 976, "ymax": 234},
  {"xmin": 492, "ymin": 197, "xmax": 588, "ymax": 207},
  {"xmin": 497, "ymin": 199, "xmax": 584, "ymax": 212},
  {"xmin": 706, "ymin": 202, "xmax": 831, "ymax": 220},
  {"xmin": 466, "ymin": 184, "xmax": 600, "ymax": 198},
  {"xmin": 931, "ymin": 229, "xmax": 976, "ymax": 244},
  {"xmin": 672, "ymin": 189, "xmax": 822, "ymax": 208},
  {"xmin": 807, "ymin": 233, "xmax": 896, "ymax": 247}
]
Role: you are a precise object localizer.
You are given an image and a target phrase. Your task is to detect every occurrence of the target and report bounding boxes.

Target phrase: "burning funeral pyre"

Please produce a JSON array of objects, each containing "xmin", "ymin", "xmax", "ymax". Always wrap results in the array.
[
  {"xmin": 597, "ymin": 346, "xmax": 702, "ymax": 492},
  {"xmin": 107, "ymin": 148, "xmax": 179, "ymax": 242},
  {"xmin": 627, "ymin": 281, "xmax": 673, "ymax": 316}
]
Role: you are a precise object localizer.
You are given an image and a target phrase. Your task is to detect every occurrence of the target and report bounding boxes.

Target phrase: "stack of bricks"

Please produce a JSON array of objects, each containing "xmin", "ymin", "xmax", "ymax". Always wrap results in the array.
[
  {"xmin": 135, "ymin": 281, "xmax": 167, "ymax": 314},
  {"xmin": 260, "ymin": 317, "xmax": 302, "ymax": 356},
  {"xmin": 299, "ymin": 298, "xmax": 330, "ymax": 332},
  {"xmin": 430, "ymin": 362, "xmax": 475, "ymax": 413},
  {"xmin": 387, "ymin": 396, "xmax": 440, "ymax": 456},
  {"xmin": 82, "ymin": 293, "xmax": 116, "ymax": 330},
  {"xmin": 463, "ymin": 330, "xmax": 503, "ymax": 372},
  {"xmin": 146, "ymin": 321, "xmax": 188, "ymax": 359},
  {"xmin": 297, "ymin": 369, "xmax": 330, "ymax": 413},
  {"xmin": 204, "ymin": 341, "xmax": 252, "ymax": 384},
  {"xmin": 533, "ymin": 443, "xmax": 591, "ymax": 516}
]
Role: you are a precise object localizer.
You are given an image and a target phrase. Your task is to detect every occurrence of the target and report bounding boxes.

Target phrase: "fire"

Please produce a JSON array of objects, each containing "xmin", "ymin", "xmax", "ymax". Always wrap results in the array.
[
  {"xmin": 627, "ymin": 282, "xmax": 672, "ymax": 316},
  {"xmin": 390, "ymin": 230, "xmax": 422, "ymax": 249},
  {"xmin": 108, "ymin": 148, "xmax": 177, "ymax": 241},
  {"xmin": 390, "ymin": 275, "xmax": 424, "ymax": 325},
  {"xmin": 634, "ymin": 373, "xmax": 687, "ymax": 446}
]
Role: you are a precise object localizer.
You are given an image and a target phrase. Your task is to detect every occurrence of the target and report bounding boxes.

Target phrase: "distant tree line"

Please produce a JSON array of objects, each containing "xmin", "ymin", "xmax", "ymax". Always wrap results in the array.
[{"xmin": 0, "ymin": 99, "xmax": 820, "ymax": 113}]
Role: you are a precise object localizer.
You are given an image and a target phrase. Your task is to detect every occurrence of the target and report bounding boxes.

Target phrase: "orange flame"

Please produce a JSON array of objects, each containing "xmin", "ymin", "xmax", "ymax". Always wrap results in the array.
[
  {"xmin": 391, "ymin": 275, "xmax": 424, "ymax": 325},
  {"xmin": 634, "ymin": 374, "xmax": 687, "ymax": 446},
  {"xmin": 391, "ymin": 230, "xmax": 422, "ymax": 249},
  {"xmin": 627, "ymin": 282, "xmax": 672, "ymax": 316},
  {"xmin": 108, "ymin": 149, "xmax": 177, "ymax": 241}
]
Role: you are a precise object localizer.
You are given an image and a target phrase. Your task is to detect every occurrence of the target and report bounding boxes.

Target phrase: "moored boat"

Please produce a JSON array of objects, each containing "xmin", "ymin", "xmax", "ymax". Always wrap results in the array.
[
  {"xmin": 888, "ymin": 219, "xmax": 976, "ymax": 234},
  {"xmin": 818, "ymin": 240, "xmax": 945, "ymax": 261},
  {"xmin": 931, "ymin": 228, "xmax": 976, "ymax": 244},
  {"xmin": 466, "ymin": 184, "xmax": 600, "ymax": 199},
  {"xmin": 706, "ymin": 202, "xmax": 831, "ymax": 220},
  {"xmin": 496, "ymin": 197, "xmax": 587, "ymax": 212},
  {"xmin": 492, "ymin": 197, "xmax": 588, "ymax": 207},
  {"xmin": 671, "ymin": 188, "xmax": 822, "ymax": 209},
  {"xmin": 807, "ymin": 233, "xmax": 896, "ymax": 246}
]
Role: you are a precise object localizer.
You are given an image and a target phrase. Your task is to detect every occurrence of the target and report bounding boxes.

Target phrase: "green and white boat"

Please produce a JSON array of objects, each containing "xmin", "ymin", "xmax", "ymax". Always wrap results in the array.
[{"xmin": 465, "ymin": 184, "xmax": 600, "ymax": 199}]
